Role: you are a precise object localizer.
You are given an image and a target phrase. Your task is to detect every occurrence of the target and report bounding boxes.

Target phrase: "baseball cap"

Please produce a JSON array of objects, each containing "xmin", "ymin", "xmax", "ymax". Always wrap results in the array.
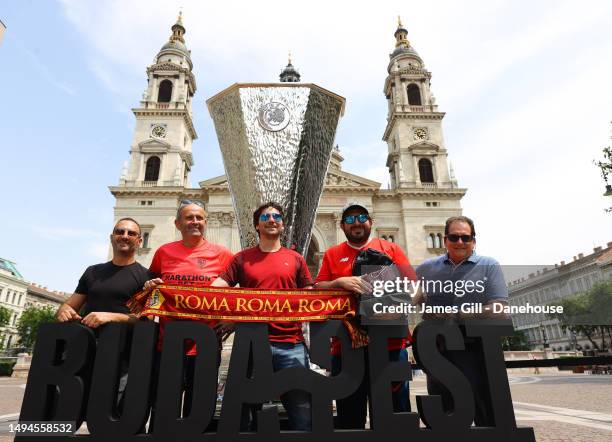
[{"xmin": 341, "ymin": 202, "xmax": 369, "ymax": 218}]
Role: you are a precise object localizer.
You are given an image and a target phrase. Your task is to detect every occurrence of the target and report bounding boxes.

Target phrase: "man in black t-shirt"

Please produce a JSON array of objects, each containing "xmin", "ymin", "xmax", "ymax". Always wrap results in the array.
[{"xmin": 56, "ymin": 217, "xmax": 151, "ymax": 327}]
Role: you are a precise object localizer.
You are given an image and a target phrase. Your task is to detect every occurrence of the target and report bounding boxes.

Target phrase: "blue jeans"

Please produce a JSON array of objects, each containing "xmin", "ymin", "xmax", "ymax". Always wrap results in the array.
[
  {"xmin": 331, "ymin": 347, "xmax": 410, "ymax": 429},
  {"xmin": 242, "ymin": 342, "xmax": 312, "ymax": 431}
]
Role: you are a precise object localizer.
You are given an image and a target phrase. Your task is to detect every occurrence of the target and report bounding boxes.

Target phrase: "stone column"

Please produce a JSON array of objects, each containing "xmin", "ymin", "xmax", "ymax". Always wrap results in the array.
[{"xmin": 206, "ymin": 213, "xmax": 220, "ymax": 243}]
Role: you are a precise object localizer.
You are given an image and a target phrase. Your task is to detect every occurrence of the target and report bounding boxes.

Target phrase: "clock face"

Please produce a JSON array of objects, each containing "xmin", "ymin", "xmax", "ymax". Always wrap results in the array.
[
  {"xmin": 413, "ymin": 127, "xmax": 428, "ymax": 141},
  {"xmin": 151, "ymin": 125, "xmax": 167, "ymax": 139}
]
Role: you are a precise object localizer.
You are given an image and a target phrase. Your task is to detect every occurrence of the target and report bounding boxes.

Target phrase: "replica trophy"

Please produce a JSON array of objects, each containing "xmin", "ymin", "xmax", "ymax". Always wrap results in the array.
[{"xmin": 207, "ymin": 83, "xmax": 345, "ymax": 256}]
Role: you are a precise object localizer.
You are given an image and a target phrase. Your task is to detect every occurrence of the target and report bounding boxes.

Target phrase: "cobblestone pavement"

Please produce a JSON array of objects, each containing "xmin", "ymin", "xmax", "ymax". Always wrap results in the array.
[{"xmin": 1, "ymin": 373, "xmax": 611, "ymax": 440}]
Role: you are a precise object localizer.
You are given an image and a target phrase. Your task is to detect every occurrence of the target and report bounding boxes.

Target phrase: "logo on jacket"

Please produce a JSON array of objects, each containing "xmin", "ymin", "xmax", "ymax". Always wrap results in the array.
[
  {"xmin": 340, "ymin": 257, "xmax": 349, "ymax": 262},
  {"xmin": 197, "ymin": 258, "xmax": 207, "ymax": 268}
]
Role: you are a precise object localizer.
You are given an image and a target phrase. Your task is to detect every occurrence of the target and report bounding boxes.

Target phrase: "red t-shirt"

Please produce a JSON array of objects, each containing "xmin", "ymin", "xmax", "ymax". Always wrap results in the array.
[
  {"xmin": 219, "ymin": 246, "xmax": 313, "ymax": 343},
  {"xmin": 315, "ymin": 238, "xmax": 417, "ymax": 355},
  {"xmin": 149, "ymin": 240, "xmax": 234, "ymax": 355}
]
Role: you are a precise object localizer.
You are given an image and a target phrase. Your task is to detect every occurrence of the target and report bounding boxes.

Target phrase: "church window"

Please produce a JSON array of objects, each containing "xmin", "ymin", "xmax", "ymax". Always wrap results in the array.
[
  {"xmin": 158, "ymin": 80, "xmax": 173, "ymax": 102},
  {"xmin": 427, "ymin": 234, "xmax": 434, "ymax": 248},
  {"xmin": 145, "ymin": 156, "xmax": 161, "ymax": 181},
  {"xmin": 407, "ymin": 84, "xmax": 422, "ymax": 105},
  {"xmin": 418, "ymin": 158, "xmax": 434, "ymax": 183},
  {"xmin": 434, "ymin": 234, "xmax": 442, "ymax": 248}
]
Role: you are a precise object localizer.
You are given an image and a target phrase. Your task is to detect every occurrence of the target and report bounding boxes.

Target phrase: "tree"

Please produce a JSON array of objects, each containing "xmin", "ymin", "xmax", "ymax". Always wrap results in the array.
[
  {"xmin": 0, "ymin": 306, "xmax": 10, "ymax": 350},
  {"xmin": 502, "ymin": 329, "xmax": 531, "ymax": 351},
  {"xmin": 594, "ymin": 145, "xmax": 612, "ymax": 212},
  {"xmin": 16, "ymin": 306, "xmax": 56, "ymax": 350},
  {"xmin": 548, "ymin": 281, "xmax": 612, "ymax": 352}
]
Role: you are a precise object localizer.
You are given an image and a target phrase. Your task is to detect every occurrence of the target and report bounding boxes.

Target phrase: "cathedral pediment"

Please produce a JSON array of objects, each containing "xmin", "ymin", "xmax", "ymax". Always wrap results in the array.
[
  {"xmin": 198, "ymin": 170, "xmax": 380, "ymax": 191},
  {"xmin": 138, "ymin": 138, "xmax": 171, "ymax": 152},
  {"xmin": 324, "ymin": 170, "xmax": 380, "ymax": 189},
  {"xmin": 199, "ymin": 175, "xmax": 229, "ymax": 188}
]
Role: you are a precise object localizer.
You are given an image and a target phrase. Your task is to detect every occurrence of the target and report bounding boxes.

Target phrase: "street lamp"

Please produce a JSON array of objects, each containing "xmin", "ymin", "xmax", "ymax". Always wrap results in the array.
[{"xmin": 539, "ymin": 323, "xmax": 549, "ymax": 349}]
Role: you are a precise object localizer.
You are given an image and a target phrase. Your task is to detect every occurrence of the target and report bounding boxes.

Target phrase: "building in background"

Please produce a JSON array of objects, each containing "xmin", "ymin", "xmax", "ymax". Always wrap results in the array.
[
  {"xmin": 508, "ymin": 242, "xmax": 612, "ymax": 351},
  {"xmin": 0, "ymin": 258, "xmax": 68, "ymax": 349},
  {"xmin": 0, "ymin": 258, "xmax": 28, "ymax": 349},
  {"xmin": 110, "ymin": 15, "xmax": 466, "ymax": 274},
  {"xmin": 26, "ymin": 284, "xmax": 68, "ymax": 310}
]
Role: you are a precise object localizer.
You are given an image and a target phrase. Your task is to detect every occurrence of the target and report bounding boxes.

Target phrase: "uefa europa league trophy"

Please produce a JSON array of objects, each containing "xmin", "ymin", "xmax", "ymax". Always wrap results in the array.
[{"xmin": 207, "ymin": 84, "xmax": 345, "ymax": 256}]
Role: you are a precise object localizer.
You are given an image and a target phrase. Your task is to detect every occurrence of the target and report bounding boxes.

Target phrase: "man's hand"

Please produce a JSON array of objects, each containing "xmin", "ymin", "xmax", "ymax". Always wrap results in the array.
[
  {"xmin": 81, "ymin": 312, "xmax": 116, "ymax": 328},
  {"xmin": 334, "ymin": 276, "xmax": 372, "ymax": 295},
  {"xmin": 214, "ymin": 321, "xmax": 236, "ymax": 342},
  {"xmin": 143, "ymin": 278, "xmax": 164, "ymax": 290},
  {"xmin": 56, "ymin": 303, "xmax": 82, "ymax": 322}
]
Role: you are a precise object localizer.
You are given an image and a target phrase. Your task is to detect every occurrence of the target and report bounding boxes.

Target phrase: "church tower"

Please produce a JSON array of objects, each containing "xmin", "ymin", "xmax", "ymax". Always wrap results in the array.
[
  {"xmin": 120, "ymin": 11, "xmax": 197, "ymax": 189},
  {"xmin": 110, "ymin": 13, "xmax": 198, "ymax": 263},
  {"xmin": 382, "ymin": 18, "xmax": 465, "ymax": 260}
]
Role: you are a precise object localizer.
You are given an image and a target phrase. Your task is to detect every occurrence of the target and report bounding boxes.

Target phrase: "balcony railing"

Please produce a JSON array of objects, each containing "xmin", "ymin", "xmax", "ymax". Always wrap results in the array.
[{"xmin": 421, "ymin": 182, "xmax": 437, "ymax": 189}]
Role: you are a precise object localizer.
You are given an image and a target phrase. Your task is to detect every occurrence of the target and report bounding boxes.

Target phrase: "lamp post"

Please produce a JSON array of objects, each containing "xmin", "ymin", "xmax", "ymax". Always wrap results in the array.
[{"xmin": 540, "ymin": 323, "xmax": 549, "ymax": 349}]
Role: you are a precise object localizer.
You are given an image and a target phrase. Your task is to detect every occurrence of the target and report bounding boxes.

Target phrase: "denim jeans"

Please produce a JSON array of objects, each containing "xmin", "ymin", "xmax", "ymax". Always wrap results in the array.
[
  {"xmin": 242, "ymin": 341, "xmax": 312, "ymax": 431},
  {"xmin": 331, "ymin": 347, "xmax": 410, "ymax": 429}
]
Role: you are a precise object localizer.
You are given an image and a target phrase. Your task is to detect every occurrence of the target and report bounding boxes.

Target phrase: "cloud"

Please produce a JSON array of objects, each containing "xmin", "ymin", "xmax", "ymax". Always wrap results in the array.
[
  {"xmin": 86, "ymin": 242, "xmax": 110, "ymax": 260},
  {"xmin": 56, "ymin": 0, "xmax": 612, "ymax": 267}
]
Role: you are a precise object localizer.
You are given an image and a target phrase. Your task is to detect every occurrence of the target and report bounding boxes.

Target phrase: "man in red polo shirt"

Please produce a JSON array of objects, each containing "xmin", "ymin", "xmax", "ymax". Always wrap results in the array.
[
  {"xmin": 315, "ymin": 202, "xmax": 416, "ymax": 429},
  {"xmin": 143, "ymin": 200, "xmax": 233, "ymax": 417},
  {"xmin": 212, "ymin": 202, "xmax": 313, "ymax": 431}
]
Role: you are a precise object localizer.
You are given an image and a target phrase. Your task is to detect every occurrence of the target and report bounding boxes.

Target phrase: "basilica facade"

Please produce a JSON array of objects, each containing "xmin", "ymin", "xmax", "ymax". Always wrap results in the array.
[{"xmin": 109, "ymin": 16, "xmax": 466, "ymax": 273}]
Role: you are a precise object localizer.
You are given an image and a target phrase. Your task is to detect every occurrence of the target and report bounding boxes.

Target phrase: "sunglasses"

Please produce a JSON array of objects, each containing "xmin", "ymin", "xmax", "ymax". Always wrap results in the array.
[
  {"xmin": 113, "ymin": 228, "xmax": 140, "ymax": 238},
  {"xmin": 259, "ymin": 213, "xmax": 283, "ymax": 222},
  {"xmin": 446, "ymin": 234, "xmax": 474, "ymax": 243},
  {"xmin": 180, "ymin": 199, "xmax": 205, "ymax": 208},
  {"xmin": 343, "ymin": 214, "xmax": 370, "ymax": 225}
]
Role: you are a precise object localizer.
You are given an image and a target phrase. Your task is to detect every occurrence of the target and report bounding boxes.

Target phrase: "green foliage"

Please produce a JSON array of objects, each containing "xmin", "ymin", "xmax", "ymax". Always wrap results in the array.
[
  {"xmin": 548, "ymin": 281, "xmax": 612, "ymax": 351},
  {"xmin": 0, "ymin": 305, "xmax": 11, "ymax": 350},
  {"xmin": 594, "ymin": 146, "xmax": 612, "ymax": 212},
  {"xmin": 0, "ymin": 361, "xmax": 16, "ymax": 376},
  {"xmin": 594, "ymin": 146, "xmax": 612, "ymax": 186},
  {"xmin": 0, "ymin": 306, "xmax": 10, "ymax": 327},
  {"xmin": 16, "ymin": 306, "xmax": 56, "ymax": 350},
  {"xmin": 502, "ymin": 329, "xmax": 531, "ymax": 351}
]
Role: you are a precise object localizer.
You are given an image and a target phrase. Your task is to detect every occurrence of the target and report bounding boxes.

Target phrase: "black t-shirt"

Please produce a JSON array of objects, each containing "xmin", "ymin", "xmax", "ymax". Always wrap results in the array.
[{"xmin": 75, "ymin": 261, "xmax": 152, "ymax": 315}]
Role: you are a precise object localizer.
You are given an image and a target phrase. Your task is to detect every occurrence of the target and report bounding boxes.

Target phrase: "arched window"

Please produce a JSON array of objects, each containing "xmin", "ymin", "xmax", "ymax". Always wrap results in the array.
[
  {"xmin": 427, "ymin": 234, "xmax": 434, "ymax": 248},
  {"xmin": 436, "ymin": 233, "xmax": 443, "ymax": 248},
  {"xmin": 145, "ymin": 156, "xmax": 161, "ymax": 182},
  {"xmin": 407, "ymin": 84, "xmax": 422, "ymax": 105},
  {"xmin": 418, "ymin": 158, "xmax": 434, "ymax": 183},
  {"xmin": 158, "ymin": 80, "xmax": 173, "ymax": 103}
]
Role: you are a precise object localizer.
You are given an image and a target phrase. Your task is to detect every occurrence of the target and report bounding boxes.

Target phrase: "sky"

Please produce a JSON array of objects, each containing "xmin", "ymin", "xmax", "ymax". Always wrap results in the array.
[{"xmin": 0, "ymin": 0, "xmax": 611, "ymax": 293}]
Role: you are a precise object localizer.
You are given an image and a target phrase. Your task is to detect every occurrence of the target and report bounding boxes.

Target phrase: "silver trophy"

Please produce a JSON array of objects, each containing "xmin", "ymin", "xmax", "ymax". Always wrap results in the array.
[{"xmin": 207, "ymin": 83, "xmax": 345, "ymax": 256}]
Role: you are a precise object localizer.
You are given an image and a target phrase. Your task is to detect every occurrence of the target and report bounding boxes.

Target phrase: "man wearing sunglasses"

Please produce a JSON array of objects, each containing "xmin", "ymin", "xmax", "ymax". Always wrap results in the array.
[
  {"xmin": 314, "ymin": 202, "xmax": 417, "ymax": 429},
  {"xmin": 57, "ymin": 217, "xmax": 151, "ymax": 327},
  {"xmin": 56, "ymin": 218, "xmax": 152, "ymax": 409},
  {"xmin": 141, "ymin": 200, "xmax": 233, "ymax": 422},
  {"xmin": 415, "ymin": 215, "xmax": 508, "ymax": 426},
  {"xmin": 212, "ymin": 202, "xmax": 313, "ymax": 431},
  {"xmin": 143, "ymin": 200, "xmax": 234, "ymax": 357}
]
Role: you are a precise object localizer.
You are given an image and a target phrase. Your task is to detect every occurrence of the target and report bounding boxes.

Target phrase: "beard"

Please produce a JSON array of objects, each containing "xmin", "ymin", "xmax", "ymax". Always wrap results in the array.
[
  {"xmin": 344, "ymin": 224, "xmax": 371, "ymax": 245},
  {"xmin": 112, "ymin": 241, "xmax": 136, "ymax": 256}
]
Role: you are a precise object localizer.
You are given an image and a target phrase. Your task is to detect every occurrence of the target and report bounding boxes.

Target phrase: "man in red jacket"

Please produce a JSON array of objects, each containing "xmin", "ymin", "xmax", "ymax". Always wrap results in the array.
[{"xmin": 315, "ymin": 202, "xmax": 416, "ymax": 429}]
